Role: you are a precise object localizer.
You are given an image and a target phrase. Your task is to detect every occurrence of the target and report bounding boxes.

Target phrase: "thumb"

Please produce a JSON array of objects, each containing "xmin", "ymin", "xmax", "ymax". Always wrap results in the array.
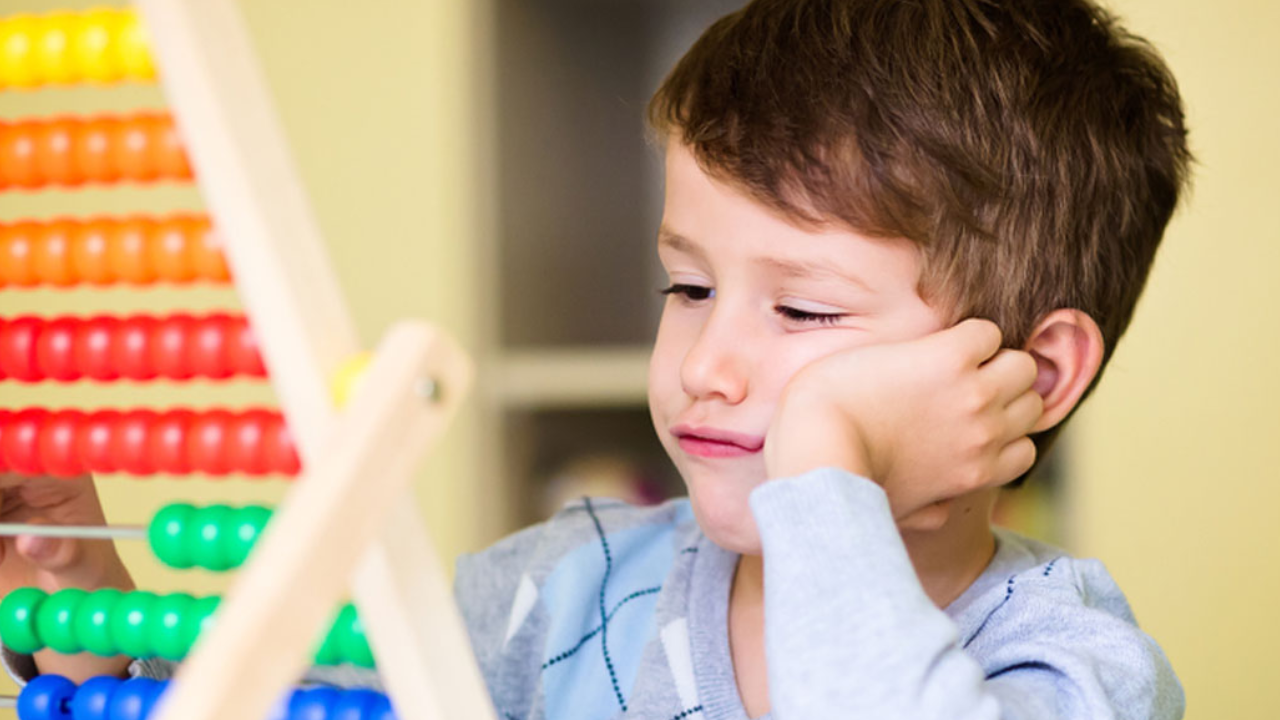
[{"xmin": 14, "ymin": 520, "xmax": 83, "ymax": 575}]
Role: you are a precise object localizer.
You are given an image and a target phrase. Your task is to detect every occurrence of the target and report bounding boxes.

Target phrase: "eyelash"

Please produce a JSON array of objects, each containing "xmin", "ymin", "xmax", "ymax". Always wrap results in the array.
[{"xmin": 658, "ymin": 283, "xmax": 845, "ymax": 326}]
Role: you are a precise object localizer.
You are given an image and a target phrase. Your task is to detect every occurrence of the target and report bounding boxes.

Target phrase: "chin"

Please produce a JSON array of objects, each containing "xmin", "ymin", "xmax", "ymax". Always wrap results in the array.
[{"xmin": 685, "ymin": 471, "xmax": 765, "ymax": 556}]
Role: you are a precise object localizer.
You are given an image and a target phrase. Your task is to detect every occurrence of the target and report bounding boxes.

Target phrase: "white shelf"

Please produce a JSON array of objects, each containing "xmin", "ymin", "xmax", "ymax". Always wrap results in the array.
[{"xmin": 489, "ymin": 346, "xmax": 651, "ymax": 409}]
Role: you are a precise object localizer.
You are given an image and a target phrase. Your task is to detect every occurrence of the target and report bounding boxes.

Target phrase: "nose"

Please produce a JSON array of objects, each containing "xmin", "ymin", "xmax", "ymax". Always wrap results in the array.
[{"xmin": 680, "ymin": 302, "xmax": 752, "ymax": 405}]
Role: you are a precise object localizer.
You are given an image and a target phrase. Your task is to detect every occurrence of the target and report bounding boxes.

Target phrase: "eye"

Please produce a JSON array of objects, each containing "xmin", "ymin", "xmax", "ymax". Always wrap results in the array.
[
  {"xmin": 659, "ymin": 283, "xmax": 714, "ymax": 302},
  {"xmin": 774, "ymin": 305, "xmax": 845, "ymax": 326}
]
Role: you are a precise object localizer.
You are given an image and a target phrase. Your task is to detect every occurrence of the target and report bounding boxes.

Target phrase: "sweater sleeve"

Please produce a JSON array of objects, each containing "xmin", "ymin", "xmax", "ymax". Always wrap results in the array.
[{"xmin": 749, "ymin": 467, "xmax": 1183, "ymax": 720}]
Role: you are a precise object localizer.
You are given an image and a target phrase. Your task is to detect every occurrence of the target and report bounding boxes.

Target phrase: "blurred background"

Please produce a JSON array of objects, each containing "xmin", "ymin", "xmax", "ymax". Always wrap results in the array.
[{"xmin": 0, "ymin": 0, "xmax": 1275, "ymax": 717}]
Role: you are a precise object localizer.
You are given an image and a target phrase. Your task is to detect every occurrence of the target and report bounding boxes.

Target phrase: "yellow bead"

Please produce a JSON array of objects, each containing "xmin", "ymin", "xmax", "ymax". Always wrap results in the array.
[
  {"xmin": 0, "ymin": 16, "xmax": 40, "ymax": 88},
  {"xmin": 32, "ymin": 13, "xmax": 76, "ymax": 85},
  {"xmin": 331, "ymin": 353, "xmax": 373, "ymax": 408},
  {"xmin": 71, "ymin": 8, "xmax": 123, "ymax": 83},
  {"xmin": 116, "ymin": 11, "xmax": 155, "ymax": 81}
]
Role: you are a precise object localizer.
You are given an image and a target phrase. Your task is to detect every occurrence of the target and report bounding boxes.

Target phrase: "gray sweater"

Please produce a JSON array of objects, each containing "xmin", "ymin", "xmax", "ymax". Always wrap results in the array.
[
  {"xmin": 4, "ymin": 468, "xmax": 1185, "ymax": 719},
  {"xmin": 454, "ymin": 467, "xmax": 1184, "ymax": 719}
]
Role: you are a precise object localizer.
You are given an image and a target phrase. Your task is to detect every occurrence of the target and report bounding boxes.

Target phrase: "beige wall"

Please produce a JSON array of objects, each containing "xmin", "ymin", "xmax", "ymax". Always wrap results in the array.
[{"xmin": 1070, "ymin": 1, "xmax": 1280, "ymax": 718}]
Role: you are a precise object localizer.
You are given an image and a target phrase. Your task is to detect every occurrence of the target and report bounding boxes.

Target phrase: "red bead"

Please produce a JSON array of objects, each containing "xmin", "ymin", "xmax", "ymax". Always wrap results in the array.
[
  {"xmin": 263, "ymin": 413, "xmax": 301, "ymax": 475},
  {"xmin": 111, "ymin": 409, "xmax": 158, "ymax": 475},
  {"xmin": 77, "ymin": 410, "xmax": 120, "ymax": 473},
  {"xmin": 228, "ymin": 318, "xmax": 266, "ymax": 377},
  {"xmin": 149, "ymin": 409, "xmax": 194, "ymax": 475},
  {"xmin": 35, "ymin": 316, "xmax": 80, "ymax": 381},
  {"xmin": 3, "ymin": 408, "xmax": 49, "ymax": 475},
  {"xmin": 1, "ymin": 316, "xmax": 42, "ymax": 382},
  {"xmin": 75, "ymin": 315, "xmax": 119, "ymax": 381},
  {"xmin": 191, "ymin": 314, "xmax": 233, "ymax": 379},
  {"xmin": 39, "ymin": 410, "xmax": 85, "ymax": 477},
  {"xmin": 112, "ymin": 315, "xmax": 157, "ymax": 380},
  {"xmin": 226, "ymin": 409, "xmax": 272, "ymax": 475},
  {"xmin": 0, "ymin": 410, "xmax": 9, "ymax": 472},
  {"xmin": 150, "ymin": 314, "xmax": 194, "ymax": 380},
  {"xmin": 188, "ymin": 410, "xmax": 233, "ymax": 475}
]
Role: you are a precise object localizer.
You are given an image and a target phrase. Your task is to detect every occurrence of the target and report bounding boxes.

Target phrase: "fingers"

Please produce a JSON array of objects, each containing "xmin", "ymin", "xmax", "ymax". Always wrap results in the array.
[
  {"xmin": 945, "ymin": 318, "xmax": 1004, "ymax": 364},
  {"xmin": 1006, "ymin": 389, "xmax": 1045, "ymax": 435},
  {"xmin": 994, "ymin": 436, "xmax": 1038, "ymax": 486}
]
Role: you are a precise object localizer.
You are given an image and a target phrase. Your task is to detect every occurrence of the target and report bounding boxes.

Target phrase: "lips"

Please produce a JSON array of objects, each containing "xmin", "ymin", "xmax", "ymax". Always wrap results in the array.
[{"xmin": 670, "ymin": 424, "xmax": 765, "ymax": 452}]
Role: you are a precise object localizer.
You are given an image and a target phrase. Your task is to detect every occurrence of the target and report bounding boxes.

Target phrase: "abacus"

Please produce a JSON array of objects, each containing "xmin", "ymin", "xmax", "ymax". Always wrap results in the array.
[{"xmin": 0, "ymin": 3, "xmax": 494, "ymax": 719}]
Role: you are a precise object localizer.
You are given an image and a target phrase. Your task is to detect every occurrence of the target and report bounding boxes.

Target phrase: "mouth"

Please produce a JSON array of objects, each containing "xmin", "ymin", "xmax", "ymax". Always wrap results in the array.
[{"xmin": 671, "ymin": 424, "xmax": 764, "ymax": 458}]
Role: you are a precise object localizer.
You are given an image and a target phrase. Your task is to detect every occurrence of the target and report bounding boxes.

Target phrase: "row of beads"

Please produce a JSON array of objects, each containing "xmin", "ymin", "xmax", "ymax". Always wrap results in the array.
[
  {"xmin": 19, "ymin": 675, "xmax": 396, "ymax": 720},
  {"xmin": 0, "ymin": 314, "xmax": 265, "ymax": 383},
  {"xmin": 0, "ymin": 9, "xmax": 153, "ymax": 89},
  {"xmin": 0, "ymin": 215, "xmax": 228, "ymax": 288},
  {"xmin": 0, "ymin": 407, "xmax": 300, "ymax": 477},
  {"xmin": 147, "ymin": 503, "xmax": 272, "ymax": 572},
  {"xmin": 0, "ymin": 588, "xmax": 373, "ymax": 667},
  {"xmin": 0, "ymin": 113, "xmax": 190, "ymax": 190}
]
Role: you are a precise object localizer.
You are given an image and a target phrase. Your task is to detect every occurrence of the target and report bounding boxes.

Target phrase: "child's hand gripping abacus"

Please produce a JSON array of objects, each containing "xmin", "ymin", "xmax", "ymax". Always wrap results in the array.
[{"xmin": 0, "ymin": 3, "xmax": 495, "ymax": 719}]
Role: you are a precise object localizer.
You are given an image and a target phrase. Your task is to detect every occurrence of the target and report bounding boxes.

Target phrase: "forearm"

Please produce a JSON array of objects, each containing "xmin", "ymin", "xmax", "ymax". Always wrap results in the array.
[{"xmin": 750, "ymin": 468, "xmax": 999, "ymax": 720}]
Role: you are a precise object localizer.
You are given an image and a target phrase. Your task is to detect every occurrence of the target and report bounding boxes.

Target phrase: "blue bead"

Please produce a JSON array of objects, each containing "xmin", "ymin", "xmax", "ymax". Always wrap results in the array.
[
  {"xmin": 106, "ymin": 679, "xmax": 154, "ymax": 720},
  {"xmin": 137, "ymin": 679, "xmax": 166, "ymax": 717},
  {"xmin": 71, "ymin": 676, "xmax": 123, "ymax": 720},
  {"xmin": 366, "ymin": 696, "xmax": 397, "ymax": 720},
  {"xmin": 17, "ymin": 675, "xmax": 76, "ymax": 720},
  {"xmin": 331, "ymin": 689, "xmax": 381, "ymax": 720},
  {"xmin": 289, "ymin": 687, "xmax": 340, "ymax": 720}
]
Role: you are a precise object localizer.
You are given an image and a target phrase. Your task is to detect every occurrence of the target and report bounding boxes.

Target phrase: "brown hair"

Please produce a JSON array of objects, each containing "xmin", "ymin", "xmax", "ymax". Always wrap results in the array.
[{"xmin": 649, "ymin": 0, "xmax": 1192, "ymax": 477}]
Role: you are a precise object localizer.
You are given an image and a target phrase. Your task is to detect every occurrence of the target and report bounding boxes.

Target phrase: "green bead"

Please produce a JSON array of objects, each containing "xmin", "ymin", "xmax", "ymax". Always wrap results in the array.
[
  {"xmin": 110, "ymin": 591, "xmax": 157, "ymax": 658},
  {"xmin": 225, "ymin": 506, "xmax": 272, "ymax": 569},
  {"xmin": 313, "ymin": 619, "xmax": 343, "ymax": 665},
  {"xmin": 191, "ymin": 505, "xmax": 235, "ymax": 572},
  {"xmin": 36, "ymin": 588, "xmax": 87, "ymax": 654},
  {"xmin": 0, "ymin": 587, "xmax": 48, "ymax": 654},
  {"xmin": 75, "ymin": 588, "xmax": 123, "ymax": 656},
  {"xmin": 149, "ymin": 503, "xmax": 197, "ymax": 569},
  {"xmin": 190, "ymin": 595, "xmax": 220, "ymax": 642},
  {"xmin": 335, "ymin": 604, "xmax": 375, "ymax": 668},
  {"xmin": 149, "ymin": 593, "xmax": 195, "ymax": 661}
]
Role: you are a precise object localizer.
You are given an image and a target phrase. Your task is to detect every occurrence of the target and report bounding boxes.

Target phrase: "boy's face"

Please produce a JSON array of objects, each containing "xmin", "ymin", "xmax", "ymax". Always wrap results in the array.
[{"xmin": 649, "ymin": 143, "xmax": 949, "ymax": 555}]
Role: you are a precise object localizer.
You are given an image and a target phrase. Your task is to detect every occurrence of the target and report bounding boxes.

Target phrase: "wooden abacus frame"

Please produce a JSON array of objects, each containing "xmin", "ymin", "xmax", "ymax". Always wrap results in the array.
[{"xmin": 124, "ymin": 1, "xmax": 495, "ymax": 718}]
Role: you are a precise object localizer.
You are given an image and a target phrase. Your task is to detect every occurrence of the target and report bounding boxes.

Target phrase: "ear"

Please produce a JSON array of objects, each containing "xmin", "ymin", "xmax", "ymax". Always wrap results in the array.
[{"xmin": 1025, "ymin": 309, "xmax": 1105, "ymax": 433}]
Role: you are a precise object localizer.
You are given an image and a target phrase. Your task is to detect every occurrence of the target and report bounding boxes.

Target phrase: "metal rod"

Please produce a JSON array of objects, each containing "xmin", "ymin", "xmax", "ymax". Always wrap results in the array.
[
  {"xmin": 0, "ymin": 523, "xmax": 148, "ymax": 541},
  {"xmin": 0, "ymin": 695, "xmax": 14, "ymax": 707}
]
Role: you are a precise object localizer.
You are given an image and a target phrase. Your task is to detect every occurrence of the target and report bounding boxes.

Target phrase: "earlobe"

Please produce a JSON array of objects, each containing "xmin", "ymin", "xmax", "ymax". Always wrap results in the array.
[{"xmin": 1025, "ymin": 309, "xmax": 1105, "ymax": 433}]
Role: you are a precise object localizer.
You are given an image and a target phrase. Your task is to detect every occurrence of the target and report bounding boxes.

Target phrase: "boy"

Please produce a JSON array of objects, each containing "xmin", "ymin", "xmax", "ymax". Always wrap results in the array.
[{"xmin": 2, "ymin": 0, "xmax": 1190, "ymax": 718}]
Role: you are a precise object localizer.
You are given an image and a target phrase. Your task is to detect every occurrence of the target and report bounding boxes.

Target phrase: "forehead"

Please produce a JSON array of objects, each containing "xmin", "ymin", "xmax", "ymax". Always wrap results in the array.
[{"xmin": 660, "ymin": 143, "xmax": 921, "ymax": 293}]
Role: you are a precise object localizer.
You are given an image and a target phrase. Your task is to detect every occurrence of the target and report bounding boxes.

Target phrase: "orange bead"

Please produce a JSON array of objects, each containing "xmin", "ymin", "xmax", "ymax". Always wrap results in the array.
[
  {"xmin": 32, "ymin": 13, "xmax": 75, "ymax": 85},
  {"xmin": 111, "ymin": 115, "xmax": 157, "ymax": 182},
  {"xmin": 70, "ymin": 218, "xmax": 113, "ymax": 285},
  {"xmin": 0, "ymin": 121, "xmax": 40, "ymax": 188},
  {"xmin": 74, "ymin": 117, "xmax": 119, "ymax": 184},
  {"xmin": 0, "ymin": 222, "xmax": 39, "ymax": 286},
  {"xmin": 70, "ymin": 8, "xmax": 122, "ymax": 84},
  {"xmin": 108, "ymin": 216, "xmax": 156, "ymax": 285},
  {"xmin": 34, "ymin": 117, "xmax": 81, "ymax": 187},
  {"xmin": 190, "ymin": 219, "xmax": 231, "ymax": 282},
  {"xmin": 32, "ymin": 219, "xmax": 78, "ymax": 287},
  {"xmin": 149, "ymin": 216, "xmax": 196, "ymax": 283},
  {"xmin": 0, "ymin": 16, "xmax": 39, "ymax": 89},
  {"xmin": 153, "ymin": 116, "xmax": 191, "ymax": 180}
]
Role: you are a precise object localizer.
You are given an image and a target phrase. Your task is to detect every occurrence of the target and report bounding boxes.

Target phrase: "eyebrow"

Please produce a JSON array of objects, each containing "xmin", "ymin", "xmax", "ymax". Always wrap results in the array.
[{"xmin": 658, "ymin": 226, "xmax": 874, "ymax": 293}]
